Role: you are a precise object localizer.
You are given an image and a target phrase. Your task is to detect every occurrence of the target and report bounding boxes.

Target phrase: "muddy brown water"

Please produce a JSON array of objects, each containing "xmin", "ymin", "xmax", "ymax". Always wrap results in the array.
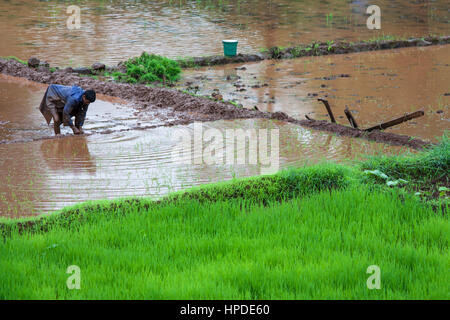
[
  {"xmin": 0, "ymin": 77, "xmax": 413, "ymax": 217},
  {"xmin": 0, "ymin": 0, "xmax": 447, "ymax": 217},
  {"xmin": 0, "ymin": 121, "xmax": 412, "ymax": 218},
  {"xmin": 179, "ymin": 45, "xmax": 450, "ymax": 141},
  {"xmin": 1, "ymin": 0, "xmax": 449, "ymax": 66}
]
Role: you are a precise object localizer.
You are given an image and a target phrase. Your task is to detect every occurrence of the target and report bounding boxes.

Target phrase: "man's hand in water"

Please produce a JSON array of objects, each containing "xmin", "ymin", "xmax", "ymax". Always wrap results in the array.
[
  {"xmin": 76, "ymin": 126, "xmax": 85, "ymax": 134},
  {"xmin": 71, "ymin": 126, "xmax": 81, "ymax": 135}
]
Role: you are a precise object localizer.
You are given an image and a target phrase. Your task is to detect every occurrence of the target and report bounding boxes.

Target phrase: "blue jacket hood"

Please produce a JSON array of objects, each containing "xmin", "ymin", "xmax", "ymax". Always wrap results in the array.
[{"xmin": 70, "ymin": 86, "xmax": 86, "ymax": 102}]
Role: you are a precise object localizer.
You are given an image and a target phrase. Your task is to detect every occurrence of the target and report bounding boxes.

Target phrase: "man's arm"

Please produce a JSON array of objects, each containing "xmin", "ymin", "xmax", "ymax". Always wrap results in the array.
[
  {"xmin": 75, "ymin": 106, "xmax": 88, "ymax": 130},
  {"xmin": 63, "ymin": 98, "xmax": 81, "ymax": 134},
  {"xmin": 62, "ymin": 97, "xmax": 77, "ymax": 127}
]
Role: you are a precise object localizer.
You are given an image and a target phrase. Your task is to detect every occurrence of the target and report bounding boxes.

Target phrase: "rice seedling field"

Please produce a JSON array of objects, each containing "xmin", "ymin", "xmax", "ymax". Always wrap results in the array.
[{"xmin": 1, "ymin": 139, "xmax": 448, "ymax": 300}]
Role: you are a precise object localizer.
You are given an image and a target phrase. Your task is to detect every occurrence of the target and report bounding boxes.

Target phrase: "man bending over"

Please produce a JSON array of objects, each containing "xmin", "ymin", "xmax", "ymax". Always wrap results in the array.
[{"xmin": 39, "ymin": 84, "xmax": 96, "ymax": 135}]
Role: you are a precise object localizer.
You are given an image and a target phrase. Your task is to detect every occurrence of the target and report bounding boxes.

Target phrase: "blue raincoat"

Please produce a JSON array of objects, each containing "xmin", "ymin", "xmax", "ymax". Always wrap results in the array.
[{"xmin": 39, "ymin": 84, "xmax": 89, "ymax": 127}]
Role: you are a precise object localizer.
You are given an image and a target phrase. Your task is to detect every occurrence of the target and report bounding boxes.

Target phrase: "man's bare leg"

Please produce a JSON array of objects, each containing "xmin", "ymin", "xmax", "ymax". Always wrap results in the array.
[
  {"xmin": 75, "ymin": 125, "xmax": 84, "ymax": 134},
  {"xmin": 52, "ymin": 111, "xmax": 62, "ymax": 136},
  {"xmin": 71, "ymin": 125, "xmax": 81, "ymax": 134},
  {"xmin": 54, "ymin": 122, "xmax": 61, "ymax": 135}
]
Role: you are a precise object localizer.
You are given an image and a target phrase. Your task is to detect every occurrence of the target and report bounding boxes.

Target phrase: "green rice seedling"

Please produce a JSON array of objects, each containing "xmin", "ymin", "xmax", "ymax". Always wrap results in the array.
[
  {"xmin": 0, "ymin": 186, "xmax": 448, "ymax": 299},
  {"xmin": 327, "ymin": 40, "xmax": 334, "ymax": 51},
  {"xmin": 0, "ymin": 139, "xmax": 448, "ymax": 299},
  {"xmin": 326, "ymin": 13, "xmax": 333, "ymax": 27},
  {"xmin": 112, "ymin": 52, "xmax": 181, "ymax": 84}
]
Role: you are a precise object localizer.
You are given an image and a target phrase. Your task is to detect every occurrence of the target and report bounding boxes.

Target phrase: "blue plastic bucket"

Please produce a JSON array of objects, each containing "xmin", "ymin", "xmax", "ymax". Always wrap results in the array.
[{"xmin": 223, "ymin": 40, "xmax": 238, "ymax": 57}]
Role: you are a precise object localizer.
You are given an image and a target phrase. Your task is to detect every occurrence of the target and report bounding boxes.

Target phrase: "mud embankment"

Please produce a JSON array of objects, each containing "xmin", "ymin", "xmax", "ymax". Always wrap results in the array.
[{"xmin": 0, "ymin": 58, "xmax": 430, "ymax": 149}]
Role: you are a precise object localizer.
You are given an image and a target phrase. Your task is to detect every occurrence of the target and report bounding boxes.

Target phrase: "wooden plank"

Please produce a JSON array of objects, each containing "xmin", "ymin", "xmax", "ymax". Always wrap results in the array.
[
  {"xmin": 317, "ymin": 98, "xmax": 336, "ymax": 123},
  {"xmin": 365, "ymin": 111, "xmax": 424, "ymax": 132}
]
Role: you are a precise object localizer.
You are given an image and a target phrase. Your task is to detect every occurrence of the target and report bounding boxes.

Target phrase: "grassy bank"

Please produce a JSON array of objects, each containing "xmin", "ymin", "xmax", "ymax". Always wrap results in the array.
[
  {"xmin": 360, "ymin": 135, "xmax": 449, "ymax": 204},
  {"xmin": 0, "ymin": 140, "xmax": 448, "ymax": 299}
]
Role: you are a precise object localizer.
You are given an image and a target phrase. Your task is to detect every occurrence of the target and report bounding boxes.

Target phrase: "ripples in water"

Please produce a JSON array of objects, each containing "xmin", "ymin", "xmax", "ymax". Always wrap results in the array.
[{"xmin": 0, "ymin": 119, "xmax": 413, "ymax": 217}]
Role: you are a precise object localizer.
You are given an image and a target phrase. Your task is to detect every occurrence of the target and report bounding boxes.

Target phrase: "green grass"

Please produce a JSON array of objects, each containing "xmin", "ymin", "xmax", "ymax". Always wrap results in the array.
[
  {"xmin": 361, "ymin": 136, "xmax": 449, "ymax": 182},
  {"xmin": 2, "ymin": 55, "xmax": 27, "ymax": 65},
  {"xmin": 360, "ymin": 135, "xmax": 449, "ymax": 201},
  {"xmin": 0, "ymin": 140, "xmax": 448, "ymax": 299},
  {"xmin": 0, "ymin": 187, "xmax": 448, "ymax": 299},
  {"xmin": 109, "ymin": 52, "xmax": 181, "ymax": 84},
  {"xmin": 249, "ymin": 34, "xmax": 445, "ymax": 61},
  {"xmin": 167, "ymin": 163, "xmax": 353, "ymax": 204}
]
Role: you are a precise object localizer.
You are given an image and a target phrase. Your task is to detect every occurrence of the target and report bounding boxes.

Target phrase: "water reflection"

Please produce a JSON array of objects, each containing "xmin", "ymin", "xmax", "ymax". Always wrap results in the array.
[{"xmin": 40, "ymin": 136, "xmax": 96, "ymax": 174}]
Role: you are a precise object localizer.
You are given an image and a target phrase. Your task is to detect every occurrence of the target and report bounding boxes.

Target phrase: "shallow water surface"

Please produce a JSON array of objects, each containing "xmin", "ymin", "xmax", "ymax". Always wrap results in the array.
[
  {"xmin": 0, "ymin": 118, "xmax": 413, "ymax": 217},
  {"xmin": 1, "ymin": 0, "xmax": 449, "ymax": 66},
  {"xmin": 180, "ymin": 45, "xmax": 450, "ymax": 141}
]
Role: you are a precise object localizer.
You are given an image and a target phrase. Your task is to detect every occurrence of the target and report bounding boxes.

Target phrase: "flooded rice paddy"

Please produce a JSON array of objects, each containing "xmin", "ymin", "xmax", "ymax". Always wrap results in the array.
[
  {"xmin": 0, "ymin": 0, "xmax": 449, "ymax": 66},
  {"xmin": 0, "ymin": 115, "xmax": 410, "ymax": 217},
  {"xmin": 0, "ymin": 75, "xmax": 413, "ymax": 217},
  {"xmin": 0, "ymin": 0, "xmax": 448, "ymax": 217},
  {"xmin": 180, "ymin": 45, "xmax": 450, "ymax": 141},
  {"xmin": 0, "ymin": 42, "xmax": 446, "ymax": 216}
]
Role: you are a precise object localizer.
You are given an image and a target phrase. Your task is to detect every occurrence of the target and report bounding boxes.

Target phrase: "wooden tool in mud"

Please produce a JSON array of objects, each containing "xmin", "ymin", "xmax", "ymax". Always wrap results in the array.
[
  {"xmin": 308, "ymin": 99, "xmax": 424, "ymax": 132},
  {"xmin": 364, "ymin": 110, "xmax": 425, "ymax": 132},
  {"xmin": 318, "ymin": 98, "xmax": 336, "ymax": 123},
  {"xmin": 344, "ymin": 107, "xmax": 358, "ymax": 129}
]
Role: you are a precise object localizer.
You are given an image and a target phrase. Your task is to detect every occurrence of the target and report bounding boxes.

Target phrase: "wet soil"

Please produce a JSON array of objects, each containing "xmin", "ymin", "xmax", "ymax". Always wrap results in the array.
[{"xmin": 0, "ymin": 58, "xmax": 430, "ymax": 149}]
